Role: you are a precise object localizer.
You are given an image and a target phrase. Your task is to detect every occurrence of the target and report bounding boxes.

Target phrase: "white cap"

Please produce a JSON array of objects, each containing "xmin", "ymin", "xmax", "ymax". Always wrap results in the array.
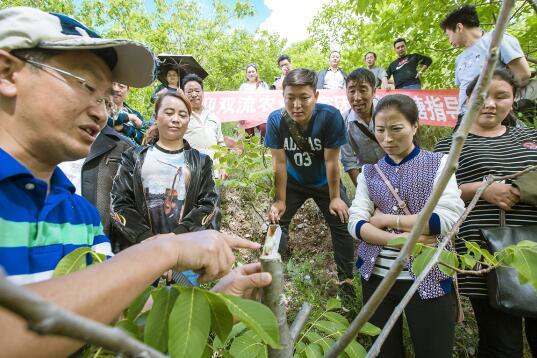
[{"xmin": 0, "ymin": 7, "xmax": 156, "ymax": 88}]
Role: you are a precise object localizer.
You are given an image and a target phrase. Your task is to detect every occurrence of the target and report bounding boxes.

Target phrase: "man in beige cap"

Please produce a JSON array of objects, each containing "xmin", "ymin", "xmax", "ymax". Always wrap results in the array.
[{"xmin": 0, "ymin": 7, "xmax": 269, "ymax": 356}]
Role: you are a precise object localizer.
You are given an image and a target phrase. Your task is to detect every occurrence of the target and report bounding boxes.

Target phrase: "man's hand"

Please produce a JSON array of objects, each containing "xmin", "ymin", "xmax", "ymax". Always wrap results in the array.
[
  {"xmin": 170, "ymin": 230, "xmax": 261, "ymax": 283},
  {"xmin": 370, "ymin": 208, "xmax": 388, "ymax": 229},
  {"xmin": 329, "ymin": 197, "xmax": 349, "ymax": 223},
  {"xmin": 482, "ymin": 182, "xmax": 520, "ymax": 211},
  {"xmin": 127, "ymin": 114, "xmax": 143, "ymax": 128},
  {"xmin": 269, "ymin": 200, "xmax": 286, "ymax": 223},
  {"xmin": 211, "ymin": 263, "xmax": 272, "ymax": 299}
]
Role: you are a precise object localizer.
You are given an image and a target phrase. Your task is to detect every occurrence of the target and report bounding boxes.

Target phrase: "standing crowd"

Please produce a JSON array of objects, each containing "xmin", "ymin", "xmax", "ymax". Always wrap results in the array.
[{"xmin": 0, "ymin": 4, "xmax": 535, "ymax": 358}]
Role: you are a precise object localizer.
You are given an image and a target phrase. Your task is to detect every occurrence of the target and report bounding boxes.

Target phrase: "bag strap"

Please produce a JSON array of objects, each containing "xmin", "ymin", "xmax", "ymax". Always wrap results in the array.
[
  {"xmin": 281, "ymin": 109, "xmax": 322, "ymax": 158},
  {"xmin": 353, "ymin": 120, "xmax": 379, "ymax": 145},
  {"xmin": 373, "ymin": 164, "xmax": 411, "ymax": 215}
]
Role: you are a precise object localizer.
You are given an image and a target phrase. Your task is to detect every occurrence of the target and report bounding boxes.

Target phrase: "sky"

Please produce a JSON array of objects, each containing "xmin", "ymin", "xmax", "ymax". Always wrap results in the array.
[{"xmin": 200, "ymin": 0, "xmax": 332, "ymax": 44}]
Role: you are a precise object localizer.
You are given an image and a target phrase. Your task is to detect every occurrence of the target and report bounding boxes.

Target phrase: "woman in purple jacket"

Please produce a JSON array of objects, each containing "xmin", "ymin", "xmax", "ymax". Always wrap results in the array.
[{"xmin": 348, "ymin": 94, "xmax": 464, "ymax": 357}]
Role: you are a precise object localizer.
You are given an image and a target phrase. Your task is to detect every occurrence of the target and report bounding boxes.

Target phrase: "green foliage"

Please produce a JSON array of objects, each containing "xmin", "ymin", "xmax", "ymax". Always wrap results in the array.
[
  {"xmin": 214, "ymin": 134, "xmax": 273, "ymax": 196},
  {"xmin": 309, "ymin": 0, "xmax": 536, "ymax": 89},
  {"xmin": 52, "ymin": 247, "xmax": 105, "ymax": 277},
  {"xmin": 169, "ymin": 287, "xmax": 212, "ymax": 358},
  {"xmin": 410, "ymin": 239, "xmax": 537, "ymax": 292},
  {"xmin": 144, "ymin": 286, "xmax": 178, "ymax": 351},
  {"xmin": 294, "ymin": 299, "xmax": 377, "ymax": 358}
]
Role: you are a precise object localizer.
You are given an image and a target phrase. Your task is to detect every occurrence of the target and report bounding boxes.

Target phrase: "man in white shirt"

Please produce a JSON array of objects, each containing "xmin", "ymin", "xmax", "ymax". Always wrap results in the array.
[
  {"xmin": 316, "ymin": 51, "xmax": 347, "ymax": 90},
  {"xmin": 182, "ymin": 73, "xmax": 226, "ymax": 163}
]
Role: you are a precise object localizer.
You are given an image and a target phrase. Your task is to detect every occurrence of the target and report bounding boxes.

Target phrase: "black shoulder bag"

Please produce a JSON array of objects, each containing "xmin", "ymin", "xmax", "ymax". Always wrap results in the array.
[
  {"xmin": 479, "ymin": 209, "xmax": 537, "ymax": 317},
  {"xmin": 281, "ymin": 109, "xmax": 323, "ymax": 158}
]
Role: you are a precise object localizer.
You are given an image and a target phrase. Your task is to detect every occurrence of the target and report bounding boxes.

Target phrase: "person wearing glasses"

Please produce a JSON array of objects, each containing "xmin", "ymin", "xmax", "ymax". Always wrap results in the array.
[
  {"xmin": 0, "ymin": 7, "xmax": 270, "ymax": 356},
  {"xmin": 264, "ymin": 68, "xmax": 357, "ymax": 312},
  {"xmin": 107, "ymin": 81, "xmax": 147, "ymax": 145}
]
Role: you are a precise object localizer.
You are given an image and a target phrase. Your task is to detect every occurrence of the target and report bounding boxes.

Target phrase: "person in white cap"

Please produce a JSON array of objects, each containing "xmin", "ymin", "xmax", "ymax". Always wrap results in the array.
[{"xmin": 0, "ymin": 7, "xmax": 270, "ymax": 356}]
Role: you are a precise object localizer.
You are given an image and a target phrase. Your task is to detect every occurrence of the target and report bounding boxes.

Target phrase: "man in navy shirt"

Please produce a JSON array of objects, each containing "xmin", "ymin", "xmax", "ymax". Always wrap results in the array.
[{"xmin": 265, "ymin": 68, "xmax": 356, "ymax": 310}]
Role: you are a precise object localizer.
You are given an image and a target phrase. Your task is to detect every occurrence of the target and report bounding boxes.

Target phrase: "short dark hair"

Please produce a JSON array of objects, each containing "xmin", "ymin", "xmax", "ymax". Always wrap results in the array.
[
  {"xmin": 329, "ymin": 50, "xmax": 341, "ymax": 58},
  {"xmin": 364, "ymin": 51, "xmax": 377, "ymax": 60},
  {"xmin": 373, "ymin": 94, "xmax": 419, "ymax": 128},
  {"xmin": 282, "ymin": 68, "xmax": 316, "ymax": 90},
  {"xmin": 441, "ymin": 5, "xmax": 480, "ymax": 31},
  {"xmin": 393, "ymin": 38, "xmax": 406, "ymax": 47},
  {"xmin": 346, "ymin": 68, "xmax": 376, "ymax": 89},
  {"xmin": 277, "ymin": 54, "xmax": 291, "ymax": 65},
  {"xmin": 181, "ymin": 73, "xmax": 203, "ymax": 90}
]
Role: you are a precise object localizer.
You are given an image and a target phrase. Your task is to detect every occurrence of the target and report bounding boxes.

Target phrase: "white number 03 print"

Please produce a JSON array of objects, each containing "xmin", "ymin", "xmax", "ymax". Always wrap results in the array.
[{"xmin": 293, "ymin": 152, "xmax": 312, "ymax": 167}]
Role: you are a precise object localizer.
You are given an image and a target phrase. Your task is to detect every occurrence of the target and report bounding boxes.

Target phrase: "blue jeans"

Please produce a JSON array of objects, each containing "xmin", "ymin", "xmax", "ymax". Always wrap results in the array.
[{"xmin": 399, "ymin": 84, "xmax": 421, "ymax": 90}]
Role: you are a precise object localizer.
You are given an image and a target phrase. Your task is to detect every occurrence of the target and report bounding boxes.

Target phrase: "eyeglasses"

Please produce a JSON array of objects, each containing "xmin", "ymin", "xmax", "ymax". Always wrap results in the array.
[{"xmin": 16, "ymin": 56, "xmax": 112, "ymax": 110}]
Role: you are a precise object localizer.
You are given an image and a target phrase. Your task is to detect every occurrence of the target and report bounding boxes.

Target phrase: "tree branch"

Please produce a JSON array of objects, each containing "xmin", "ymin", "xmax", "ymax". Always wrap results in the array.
[
  {"xmin": 289, "ymin": 303, "xmax": 312, "ymax": 345},
  {"xmin": 437, "ymin": 261, "xmax": 495, "ymax": 275},
  {"xmin": 261, "ymin": 254, "xmax": 293, "ymax": 358},
  {"xmin": 325, "ymin": 1, "xmax": 517, "ymax": 357},
  {"xmin": 0, "ymin": 270, "xmax": 165, "ymax": 358}
]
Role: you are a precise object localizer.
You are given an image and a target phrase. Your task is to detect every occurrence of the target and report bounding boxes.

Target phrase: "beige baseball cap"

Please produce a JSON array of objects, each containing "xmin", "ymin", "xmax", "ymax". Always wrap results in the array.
[{"xmin": 0, "ymin": 7, "xmax": 156, "ymax": 88}]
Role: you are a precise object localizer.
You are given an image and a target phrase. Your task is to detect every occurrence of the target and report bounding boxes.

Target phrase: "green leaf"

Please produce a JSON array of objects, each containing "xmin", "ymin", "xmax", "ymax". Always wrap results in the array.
[
  {"xmin": 201, "ymin": 344, "xmax": 213, "ymax": 358},
  {"xmin": 204, "ymin": 291, "xmax": 233, "ymax": 342},
  {"xmin": 344, "ymin": 340, "xmax": 367, "ymax": 358},
  {"xmin": 460, "ymin": 254, "xmax": 477, "ymax": 269},
  {"xmin": 302, "ymin": 331, "xmax": 334, "ymax": 354},
  {"xmin": 323, "ymin": 312, "xmax": 348, "ymax": 327},
  {"xmin": 508, "ymin": 241, "xmax": 537, "ymax": 289},
  {"xmin": 439, "ymin": 250, "xmax": 458, "ymax": 277},
  {"xmin": 411, "ymin": 246, "xmax": 436, "ymax": 276},
  {"xmin": 359, "ymin": 322, "xmax": 381, "ymax": 336},
  {"xmin": 412, "ymin": 243, "xmax": 424, "ymax": 256},
  {"xmin": 53, "ymin": 247, "xmax": 91, "ymax": 277},
  {"xmin": 127, "ymin": 286, "xmax": 152, "ymax": 322},
  {"xmin": 387, "ymin": 236, "xmax": 406, "ymax": 247},
  {"xmin": 313, "ymin": 320, "xmax": 346, "ymax": 334},
  {"xmin": 220, "ymin": 295, "xmax": 280, "ymax": 348},
  {"xmin": 303, "ymin": 343, "xmax": 323, "ymax": 358},
  {"xmin": 325, "ymin": 298, "xmax": 341, "ymax": 311},
  {"xmin": 464, "ymin": 241, "xmax": 483, "ymax": 262},
  {"xmin": 116, "ymin": 319, "xmax": 140, "ymax": 340},
  {"xmin": 144, "ymin": 286, "xmax": 179, "ymax": 352},
  {"xmin": 213, "ymin": 322, "xmax": 247, "ymax": 349},
  {"xmin": 229, "ymin": 330, "xmax": 266, "ymax": 358},
  {"xmin": 168, "ymin": 287, "xmax": 211, "ymax": 358}
]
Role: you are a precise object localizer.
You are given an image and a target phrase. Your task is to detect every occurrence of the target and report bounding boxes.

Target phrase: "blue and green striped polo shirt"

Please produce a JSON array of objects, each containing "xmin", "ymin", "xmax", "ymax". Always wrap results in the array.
[{"xmin": 0, "ymin": 149, "xmax": 112, "ymax": 285}]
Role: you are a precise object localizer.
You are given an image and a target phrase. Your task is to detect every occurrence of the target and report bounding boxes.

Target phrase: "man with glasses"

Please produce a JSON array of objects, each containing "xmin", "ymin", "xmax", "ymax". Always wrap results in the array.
[
  {"xmin": 0, "ymin": 7, "xmax": 270, "ymax": 356},
  {"xmin": 265, "ymin": 68, "xmax": 357, "ymax": 313}
]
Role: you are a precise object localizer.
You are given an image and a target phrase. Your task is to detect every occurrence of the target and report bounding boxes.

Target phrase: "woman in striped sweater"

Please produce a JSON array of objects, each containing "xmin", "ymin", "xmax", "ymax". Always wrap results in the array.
[
  {"xmin": 348, "ymin": 94, "xmax": 465, "ymax": 357},
  {"xmin": 435, "ymin": 68, "xmax": 537, "ymax": 358}
]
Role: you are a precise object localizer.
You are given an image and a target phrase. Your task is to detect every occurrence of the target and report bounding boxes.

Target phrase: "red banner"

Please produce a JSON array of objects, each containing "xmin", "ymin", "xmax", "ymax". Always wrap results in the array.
[{"xmin": 203, "ymin": 89, "xmax": 460, "ymax": 128}]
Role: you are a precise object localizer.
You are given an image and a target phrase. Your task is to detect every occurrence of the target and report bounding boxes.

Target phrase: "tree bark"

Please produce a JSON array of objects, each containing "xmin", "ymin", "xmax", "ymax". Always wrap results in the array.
[
  {"xmin": 325, "ymin": 1, "xmax": 516, "ymax": 357},
  {"xmin": 261, "ymin": 254, "xmax": 293, "ymax": 358}
]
